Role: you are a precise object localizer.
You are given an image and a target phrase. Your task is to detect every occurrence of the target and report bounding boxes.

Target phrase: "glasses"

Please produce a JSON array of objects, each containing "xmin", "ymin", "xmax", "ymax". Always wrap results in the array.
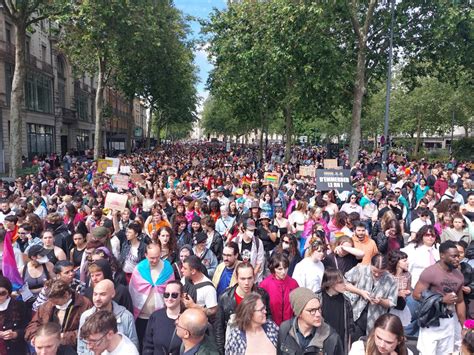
[
  {"xmin": 83, "ymin": 332, "xmax": 107, "ymax": 346},
  {"xmin": 254, "ymin": 305, "xmax": 266, "ymax": 313},
  {"xmin": 306, "ymin": 307, "xmax": 322, "ymax": 316},
  {"xmin": 0, "ymin": 290, "xmax": 8, "ymax": 297},
  {"xmin": 163, "ymin": 292, "xmax": 180, "ymax": 299}
]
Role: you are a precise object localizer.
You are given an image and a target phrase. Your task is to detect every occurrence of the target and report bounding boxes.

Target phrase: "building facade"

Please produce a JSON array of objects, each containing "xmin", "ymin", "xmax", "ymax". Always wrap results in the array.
[{"xmin": 0, "ymin": 13, "xmax": 146, "ymax": 172}]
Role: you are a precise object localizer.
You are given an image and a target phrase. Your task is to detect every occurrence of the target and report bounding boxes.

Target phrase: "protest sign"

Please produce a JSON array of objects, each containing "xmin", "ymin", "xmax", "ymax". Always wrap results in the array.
[
  {"xmin": 130, "ymin": 174, "xmax": 144, "ymax": 184},
  {"xmin": 97, "ymin": 159, "xmax": 113, "ymax": 174},
  {"xmin": 316, "ymin": 169, "xmax": 351, "ymax": 191},
  {"xmin": 113, "ymin": 174, "xmax": 130, "ymax": 190},
  {"xmin": 105, "ymin": 157, "xmax": 120, "ymax": 169},
  {"xmin": 104, "ymin": 192, "xmax": 128, "ymax": 212},
  {"xmin": 324, "ymin": 159, "xmax": 339, "ymax": 169},
  {"xmin": 299, "ymin": 165, "xmax": 316, "ymax": 177},
  {"xmin": 120, "ymin": 166, "xmax": 131, "ymax": 174},
  {"xmin": 106, "ymin": 167, "xmax": 118, "ymax": 175},
  {"xmin": 264, "ymin": 172, "xmax": 280, "ymax": 188}
]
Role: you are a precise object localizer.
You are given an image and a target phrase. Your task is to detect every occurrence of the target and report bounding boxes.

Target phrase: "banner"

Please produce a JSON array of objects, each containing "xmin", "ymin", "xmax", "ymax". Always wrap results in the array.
[
  {"xmin": 324, "ymin": 159, "xmax": 339, "ymax": 169},
  {"xmin": 299, "ymin": 165, "xmax": 316, "ymax": 177},
  {"xmin": 97, "ymin": 159, "xmax": 113, "ymax": 174},
  {"xmin": 113, "ymin": 174, "xmax": 130, "ymax": 190},
  {"xmin": 316, "ymin": 169, "xmax": 351, "ymax": 191},
  {"xmin": 105, "ymin": 157, "xmax": 120, "ymax": 169},
  {"xmin": 120, "ymin": 165, "xmax": 131, "ymax": 174},
  {"xmin": 264, "ymin": 172, "xmax": 280, "ymax": 188},
  {"xmin": 104, "ymin": 192, "xmax": 128, "ymax": 212},
  {"xmin": 106, "ymin": 167, "xmax": 119, "ymax": 175},
  {"xmin": 130, "ymin": 174, "xmax": 145, "ymax": 184}
]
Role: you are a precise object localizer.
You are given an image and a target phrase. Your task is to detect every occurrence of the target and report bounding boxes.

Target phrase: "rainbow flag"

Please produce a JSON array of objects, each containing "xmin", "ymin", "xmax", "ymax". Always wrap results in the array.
[
  {"xmin": 241, "ymin": 176, "xmax": 253, "ymax": 186},
  {"xmin": 2, "ymin": 230, "xmax": 24, "ymax": 291}
]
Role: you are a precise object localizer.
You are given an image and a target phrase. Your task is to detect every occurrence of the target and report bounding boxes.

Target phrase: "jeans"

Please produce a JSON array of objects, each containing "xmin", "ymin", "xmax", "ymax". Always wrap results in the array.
[{"xmin": 404, "ymin": 295, "xmax": 421, "ymax": 336}]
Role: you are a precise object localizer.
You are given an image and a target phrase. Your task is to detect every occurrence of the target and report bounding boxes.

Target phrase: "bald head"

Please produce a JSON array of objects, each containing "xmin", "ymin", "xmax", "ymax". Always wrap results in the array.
[
  {"xmin": 181, "ymin": 308, "xmax": 208, "ymax": 338},
  {"xmin": 92, "ymin": 279, "xmax": 115, "ymax": 310}
]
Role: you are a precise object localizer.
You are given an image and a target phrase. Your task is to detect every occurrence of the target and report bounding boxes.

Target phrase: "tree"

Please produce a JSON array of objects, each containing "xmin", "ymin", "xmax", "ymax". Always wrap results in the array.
[{"xmin": 1, "ymin": 0, "xmax": 68, "ymax": 177}]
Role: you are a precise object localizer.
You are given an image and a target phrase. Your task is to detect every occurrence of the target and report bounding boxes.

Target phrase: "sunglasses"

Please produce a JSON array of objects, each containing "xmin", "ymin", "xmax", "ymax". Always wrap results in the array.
[{"xmin": 163, "ymin": 292, "xmax": 180, "ymax": 299}]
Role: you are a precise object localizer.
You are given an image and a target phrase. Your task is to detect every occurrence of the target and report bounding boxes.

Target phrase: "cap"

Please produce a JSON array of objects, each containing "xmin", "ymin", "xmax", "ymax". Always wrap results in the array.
[
  {"xmin": 92, "ymin": 226, "xmax": 109, "ymax": 240},
  {"xmin": 290, "ymin": 287, "xmax": 319, "ymax": 317},
  {"xmin": 217, "ymin": 186, "xmax": 225, "ymax": 192},
  {"xmin": 28, "ymin": 245, "xmax": 47, "ymax": 258},
  {"xmin": 194, "ymin": 232, "xmax": 207, "ymax": 245},
  {"xmin": 245, "ymin": 219, "xmax": 256, "ymax": 230}
]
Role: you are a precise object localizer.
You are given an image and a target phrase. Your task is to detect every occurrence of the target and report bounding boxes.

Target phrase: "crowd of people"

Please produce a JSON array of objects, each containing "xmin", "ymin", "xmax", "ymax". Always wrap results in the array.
[{"xmin": 0, "ymin": 143, "xmax": 472, "ymax": 355}]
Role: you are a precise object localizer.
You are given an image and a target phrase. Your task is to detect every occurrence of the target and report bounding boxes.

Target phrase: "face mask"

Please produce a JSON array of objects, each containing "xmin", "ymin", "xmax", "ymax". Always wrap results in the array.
[
  {"xmin": 37, "ymin": 256, "xmax": 49, "ymax": 264},
  {"xmin": 282, "ymin": 242, "xmax": 290, "ymax": 250},
  {"xmin": 0, "ymin": 297, "xmax": 10, "ymax": 312},
  {"xmin": 55, "ymin": 298, "xmax": 72, "ymax": 311}
]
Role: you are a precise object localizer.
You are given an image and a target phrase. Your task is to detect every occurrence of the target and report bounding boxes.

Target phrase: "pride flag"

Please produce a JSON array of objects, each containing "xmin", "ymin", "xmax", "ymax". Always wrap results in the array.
[{"xmin": 2, "ymin": 230, "xmax": 24, "ymax": 291}]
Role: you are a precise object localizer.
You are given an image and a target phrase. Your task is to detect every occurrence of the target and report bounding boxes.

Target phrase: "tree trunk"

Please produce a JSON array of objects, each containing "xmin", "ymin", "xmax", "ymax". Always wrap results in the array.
[
  {"xmin": 349, "ymin": 49, "xmax": 366, "ymax": 165},
  {"xmin": 414, "ymin": 116, "xmax": 422, "ymax": 155},
  {"xmin": 9, "ymin": 22, "xmax": 27, "ymax": 177},
  {"xmin": 464, "ymin": 124, "xmax": 469, "ymax": 138},
  {"xmin": 125, "ymin": 97, "xmax": 134, "ymax": 154},
  {"xmin": 93, "ymin": 56, "xmax": 106, "ymax": 160},
  {"xmin": 146, "ymin": 109, "xmax": 152, "ymax": 149},
  {"xmin": 348, "ymin": 0, "xmax": 377, "ymax": 166},
  {"xmin": 258, "ymin": 113, "xmax": 264, "ymax": 162},
  {"xmin": 284, "ymin": 103, "xmax": 292, "ymax": 163}
]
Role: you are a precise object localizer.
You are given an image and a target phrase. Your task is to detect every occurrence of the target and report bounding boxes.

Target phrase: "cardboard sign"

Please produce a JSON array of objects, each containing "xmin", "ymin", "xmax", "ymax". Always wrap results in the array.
[
  {"xmin": 106, "ymin": 167, "xmax": 119, "ymax": 175},
  {"xmin": 299, "ymin": 165, "xmax": 316, "ymax": 177},
  {"xmin": 263, "ymin": 172, "xmax": 280, "ymax": 188},
  {"xmin": 120, "ymin": 166, "xmax": 131, "ymax": 174},
  {"xmin": 104, "ymin": 192, "xmax": 128, "ymax": 212},
  {"xmin": 130, "ymin": 174, "xmax": 144, "ymax": 184},
  {"xmin": 113, "ymin": 174, "xmax": 130, "ymax": 190},
  {"xmin": 105, "ymin": 157, "xmax": 120, "ymax": 168},
  {"xmin": 97, "ymin": 159, "xmax": 113, "ymax": 174},
  {"xmin": 316, "ymin": 169, "xmax": 352, "ymax": 191},
  {"xmin": 324, "ymin": 159, "xmax": 339, "ymax": 169}
]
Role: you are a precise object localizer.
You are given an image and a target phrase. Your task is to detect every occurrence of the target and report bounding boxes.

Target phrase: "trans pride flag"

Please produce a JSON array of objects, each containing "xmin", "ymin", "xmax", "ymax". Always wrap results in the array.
[{"xmin": 2, "ymin": 230, "xmax": 24, "ymax": 291}]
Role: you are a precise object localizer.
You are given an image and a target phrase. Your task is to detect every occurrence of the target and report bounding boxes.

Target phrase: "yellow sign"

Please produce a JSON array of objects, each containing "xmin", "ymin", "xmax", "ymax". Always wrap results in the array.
[{"xmin": 97, "ymin": 159, "xmax": 113, "ymax": 174}]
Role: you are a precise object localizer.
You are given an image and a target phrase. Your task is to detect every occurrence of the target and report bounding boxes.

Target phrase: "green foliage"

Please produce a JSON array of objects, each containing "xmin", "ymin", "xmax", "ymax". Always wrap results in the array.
[{"xmin": 452, "ymin": 138, "xmax": 474, "ymax": 161}]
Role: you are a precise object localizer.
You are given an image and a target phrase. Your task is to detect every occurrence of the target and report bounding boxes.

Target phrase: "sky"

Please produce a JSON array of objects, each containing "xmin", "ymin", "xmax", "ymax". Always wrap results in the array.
[{"xmin": 174, "ymin": 0, "xmax": 227, "ymax": 108}]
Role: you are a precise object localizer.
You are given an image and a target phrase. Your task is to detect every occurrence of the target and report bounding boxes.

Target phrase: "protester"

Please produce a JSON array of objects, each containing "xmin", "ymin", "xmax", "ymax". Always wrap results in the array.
[
  {"xmin": 176, "ymin": 308, "xmax": 219, "ymax": 355},
  {"xmin": 413, "ymin": 240, "xmax": 466, "ymax": 354},
  {"xmin": 323, "ymin": 235, "xmax": 363, "ymax": 274},
  {"xmin": 77, "ymin": 279, "xmax": 138, "ymax": 354},
  {"xmin": 80, "ymin": 310, "xmax": 138, "ymax": 354},
  {"xmin": 33, "ymin": 322, "xmax": 77, "ymax": 355},
  {"xmin": 345, "ymin": 254, "xmax": 399, "ymax": 341},
  {"xmin": 259, "ymin": 253, "xmax": 299, "ymax": 326},
  {"xmin": 143, "ymin": 280, "xmax": 183, "ymax": 355},
  {"xmin": 225, "ymin": 292, "xmax": 278, "ymax": 354},
  {"xmin": 192, "ymin": 232, "xmax": 218, "ymax": 278},
  {"xmin": 349, "ymin": 313, "xmax": 412, "ymax": 355},
  {"xmin": 23, "ymin": 245, "xmax": 55, "ymax": 298},
  {"xmin": 233, "ymin": 219, "xmax": 265, "ymax": 282},
  {"xmin": 25, "ymin": 279, "xmax": 92, "ymax": 347},
  {"xmin": 292, "ymin": 236, "xmax": 325, "ymax": 292},
  {"xmin": 277, "ymin": 287, "xmax": 344, "ymax": 354},
  {"xmin": 212, "ymin": 242, "xmax": 240, "ymax": 297},
  {"xmin": 128, "ymin": 242, "xmax": 174, "ymax": 350}
]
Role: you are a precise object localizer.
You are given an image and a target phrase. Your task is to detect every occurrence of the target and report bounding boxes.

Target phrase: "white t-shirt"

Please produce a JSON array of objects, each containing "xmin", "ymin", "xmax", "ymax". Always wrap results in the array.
[
  {"xmin": 102, "ymin": 333, "xmax": 139, "ymax": 355},
  {"xmin": 292, "ymin": 258, "xmax": 325, "ymax": 293},
  {"xmin": 410, "ymin": 217, "xmax": 431, "ymax": 234},
  {"xmin": 181, "ymin": 276, "xmax": 218, "ymax": 309},
  {"xmin": 349, "ymin": 340, "xmax": 413, "ymax": 355}
]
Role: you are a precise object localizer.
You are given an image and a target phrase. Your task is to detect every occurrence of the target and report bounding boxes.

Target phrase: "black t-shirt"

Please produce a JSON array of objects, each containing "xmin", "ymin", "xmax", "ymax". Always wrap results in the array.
[
  {"xmin": 241, "ymin": 239, "xmax": 252, "ymax": 253},
  {"xmin": 321, "ymin": 291, "xmax": 346, "ymax": 345},
  {"xmin": 257, "ymin": 225, "xmax": 278, "ymax": 252},
  {"xmin": 323, "ymin": 253, "xmax": 358, "ymax": 275}
]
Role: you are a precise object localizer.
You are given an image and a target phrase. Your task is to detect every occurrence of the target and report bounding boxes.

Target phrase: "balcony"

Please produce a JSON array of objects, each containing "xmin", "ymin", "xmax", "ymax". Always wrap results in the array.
[{"xmin": 61, "ymin": 108, "xmax": 77, "ymax": 123}]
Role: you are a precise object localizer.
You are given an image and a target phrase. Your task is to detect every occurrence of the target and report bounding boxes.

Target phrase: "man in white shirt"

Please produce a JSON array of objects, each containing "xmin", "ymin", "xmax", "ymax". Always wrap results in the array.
[{"xmin": 80, "ymin": 310, "xmax": 138, "ymax": 355}]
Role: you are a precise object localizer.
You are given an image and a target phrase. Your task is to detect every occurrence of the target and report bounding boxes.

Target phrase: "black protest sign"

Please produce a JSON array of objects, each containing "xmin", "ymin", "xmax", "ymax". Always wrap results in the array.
[{"xmin": 316, "ymin": 169, "xmax": 351, "ymax": 191}]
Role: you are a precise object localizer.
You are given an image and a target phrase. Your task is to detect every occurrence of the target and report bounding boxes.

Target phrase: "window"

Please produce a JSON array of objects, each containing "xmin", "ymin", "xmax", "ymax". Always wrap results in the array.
[
  {"xmin": 25, "ymin": 37, "xmax": 30, "ymax": 60},
  {"xmin": 5, "ymin": 64, "xmax": 13, "ymax": 106},
  {"xmin": 41, "ymin": 44, "xmax": 47, "ymax": 62},
  {"xmin": 27, "ymin": 124, "xmax": 54, "ymax": 158},
  {"xmin": 76, "ymin": 130, "xmax": 90, "ymax": 151},
  {"xmin": 5, "ymin": 23, "xmax": 11, "ymax": 44},
  {"xmin": 76, "ymin": 93, "xmax": 89, "ymax": 121},
  {"xmin": 25, "ymin": 73, "xmax": 53, "ymax": 113}
]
